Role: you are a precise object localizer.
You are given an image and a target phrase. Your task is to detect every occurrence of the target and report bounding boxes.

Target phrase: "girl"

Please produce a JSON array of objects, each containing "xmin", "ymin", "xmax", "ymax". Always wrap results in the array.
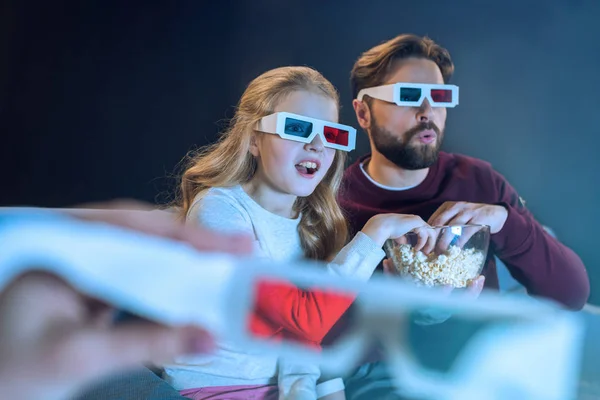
[{"xmin": 163, "ymin": 66, "xmax": 430, "ymax": 400}]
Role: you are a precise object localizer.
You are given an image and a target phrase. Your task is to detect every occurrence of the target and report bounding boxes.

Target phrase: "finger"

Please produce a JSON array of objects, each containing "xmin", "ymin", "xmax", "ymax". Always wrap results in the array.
[
  {"xmin": 454, "ymin": 224, "xmax": 482, "ymax": 249},
  {"xmin": 436, "ymin": 213, "xmax": 472, "ymax": 252},
  {"xmin": 439, "ymin": 213, "xmax": 476, "ymax": 251},
  {"xmin": 87, "ymin": 302, "xmax": 115, "ymax": 329},
  {"xmin": 413, "ymin": 227, "xmax": 428, "ymax": 252},
  {"xmin": 427, "ymin": 202, "xmax": 453, "ymax": 226},
  {"xmin": 406, "ymin": 216, "xmax": 432, "ymax": 252},
  {"xmin": 393, "ymin": 236, "xmax": 408, "ymax": 245},
  {"xmin": 422, "ymin": 227, "xmax": 439, "ymax": 255},
  {"xmin": 427, "ymin": 202, "xmax": 457, "ymax": 226},
  {"xmin": 72, "ymin": 199, "xmax": 153, "ymax": 212},
  {"xmin": 382, "ymin": 259, "xmax": 396, "ymax": 275},
  {"xmin": 414, "ymin": 226, "xmax": 433, "ymax": 254},
  {"xmin": 68, "ymin": 208, "xmax": 157, "ymax": 227},
  {"xmin": 46, "ymin": 323, "xmax": 214, "ymax": 381},
  {"xmin": 78, "ymin": 207, "xmax": 253, "ymax": 255},
  {"xmin": 435, "ymin": 227, "xmax": 456, "ymax": 254},
  {"xmin": 405, "ymin": 216, "xmax": 431, "ymax": 233},
  {"xmin": 139, "ymin": 213, "xmax": 254, "ymax": 254},
  {"xmin": 445, "ymin": 211, "xmax": 473, "ymax": 226},
  {"xmin": 464, "ymin": 276, "xmax": 485, "ymax": 299},
  {"xmin": 176, "ymin": 224, "xmax": 254, "ymax": 254},
  {"xmin": 0, "ymin": 272, "xmax": 88, "ymax": 344}
]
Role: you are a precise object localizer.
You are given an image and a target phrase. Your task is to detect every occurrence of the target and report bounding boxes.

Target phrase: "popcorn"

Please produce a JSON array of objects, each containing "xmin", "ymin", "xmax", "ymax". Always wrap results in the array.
[{"xmin": 388, "ymin": 244, "xmax": 485, "ymax": 288}]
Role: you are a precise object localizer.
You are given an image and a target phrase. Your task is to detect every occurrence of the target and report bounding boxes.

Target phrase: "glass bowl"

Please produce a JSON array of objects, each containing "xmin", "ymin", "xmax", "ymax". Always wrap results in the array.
[{"xmin": 383, "ymin": 224, "xmax": 490, "ymax": 288}]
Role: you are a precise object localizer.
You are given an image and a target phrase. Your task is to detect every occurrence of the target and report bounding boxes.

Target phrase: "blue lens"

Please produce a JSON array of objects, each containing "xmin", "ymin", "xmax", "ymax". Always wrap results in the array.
[
  {"xmin": 284, "ymin": 118, "xmax": 313, "ymax": 138},
  {"xmin": 400, "ymin": 87, "xmax": 422, "ymax": 102}
]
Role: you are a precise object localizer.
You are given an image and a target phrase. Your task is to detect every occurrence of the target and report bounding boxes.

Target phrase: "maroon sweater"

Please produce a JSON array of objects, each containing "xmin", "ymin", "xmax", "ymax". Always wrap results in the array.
[{"xmin": 338, "ymin": 152, "xmax": 589, "ymax": 310}]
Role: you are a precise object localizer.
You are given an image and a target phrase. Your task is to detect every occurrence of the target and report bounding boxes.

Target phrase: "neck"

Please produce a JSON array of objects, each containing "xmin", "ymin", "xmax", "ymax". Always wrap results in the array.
[
  {"xmin": 242, "ymin": 178, "xmax": 297, "ymax": 219},
  {"xmin": 366, "ymin": 149, "xmax": 429, "ymax": 189}
]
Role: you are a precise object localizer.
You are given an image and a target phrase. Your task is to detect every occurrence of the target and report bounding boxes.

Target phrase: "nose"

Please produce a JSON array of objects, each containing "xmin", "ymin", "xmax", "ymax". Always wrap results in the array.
[
  {"xmin": 416, "ymin": 98, "xmax": 434, "ymax": 123},
  {"xmin": 304, "ymin": 134, "xmax": 325, "ymax": 153}
]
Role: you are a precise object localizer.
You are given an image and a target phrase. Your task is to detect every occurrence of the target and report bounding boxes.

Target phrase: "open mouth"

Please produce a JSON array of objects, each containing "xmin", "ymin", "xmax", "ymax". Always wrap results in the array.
[
  {"xmin": 417, "ymin": 130, "xmax": 437, "ymax": 144},
  {"xmin": 295, "ymin": 161, "xmax": 320, "ymax": 176}
]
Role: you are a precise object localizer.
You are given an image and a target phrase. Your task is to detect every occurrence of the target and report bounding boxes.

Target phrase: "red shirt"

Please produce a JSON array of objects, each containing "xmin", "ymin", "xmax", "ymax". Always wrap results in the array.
[{"xmin": 250, "ymin": 280, "xmax": 356, "ymax": 348}]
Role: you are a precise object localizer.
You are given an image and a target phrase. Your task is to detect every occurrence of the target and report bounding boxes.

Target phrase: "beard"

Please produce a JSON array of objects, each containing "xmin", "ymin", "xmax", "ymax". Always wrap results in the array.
[{"xmin": 370, "ymin": 116, "xmax": 443, "ymax": 170}]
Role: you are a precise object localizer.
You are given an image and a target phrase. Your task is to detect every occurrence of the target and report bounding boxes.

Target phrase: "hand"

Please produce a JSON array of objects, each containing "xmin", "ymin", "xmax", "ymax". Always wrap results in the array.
[
  {"xmin": 449, "ymin": 275, "xmax": 486, "ymax": 299},
  {"xmin": 0, "ymin": 199, "xmax": 254, "ymax": 399},
  {"xmin": 412, "ymin": 277, "xmax": 484, "ymax": 326},
  {"xmin": 361, "ymin": 213, "xmax": 432, "ymax": 248},
  {"xmin": 428, "ymin": 201, "xmax": 508, "ymax": 234},
  {"xmin": 64, "ymin": 199, "xmax": 254, "ymax": 254},
  {"xmin": 0, "ymin": 272, "xmax": 214, "ymax": 400}
]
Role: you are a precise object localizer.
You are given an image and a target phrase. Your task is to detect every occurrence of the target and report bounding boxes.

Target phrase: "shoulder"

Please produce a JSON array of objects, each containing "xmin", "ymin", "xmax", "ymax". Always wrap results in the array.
[
  {"xmin": 199, "ymin": 186, "xmax": 247, "ymax": 205},
  {"xmin": 191, "ymin": 186, "xmax": 248, "ymax": 213},
  {"xmin": 342, "ymin": 155, "xmax": 369, "ymax": 181},
  {"xmin": 440, "ymin": 151, "xmax": 493, "ymax": 173},
  {"xmin": 438, "ymin": 152, "xmax": 502, "ymax": 184},
  {"xmin": 441, "ymin": 152, "xmax": 525, "ymax": 204},
  {"xmin": 187, "ymin": 186, "xmax": 253, "ymax": 235},
  {"xmin": 340, "ymin": 154, "xmax": 372, "ymax": 195}
]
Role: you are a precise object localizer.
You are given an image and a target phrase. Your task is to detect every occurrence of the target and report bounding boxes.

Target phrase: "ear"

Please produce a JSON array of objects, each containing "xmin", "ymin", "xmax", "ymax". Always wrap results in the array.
[
  {"xmin": 249, "ymin": 132, "xmax": 260, "ymax": 157},
  {"xmin": 352, "ymin": 99, "xmax": 372, "ymax": 131}
]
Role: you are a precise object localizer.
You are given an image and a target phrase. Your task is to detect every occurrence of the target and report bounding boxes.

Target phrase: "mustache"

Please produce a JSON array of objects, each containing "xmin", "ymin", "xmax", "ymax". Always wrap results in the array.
[{"xmin": 406, "ymin": 121, "xmax": 441, "ymax": 140}]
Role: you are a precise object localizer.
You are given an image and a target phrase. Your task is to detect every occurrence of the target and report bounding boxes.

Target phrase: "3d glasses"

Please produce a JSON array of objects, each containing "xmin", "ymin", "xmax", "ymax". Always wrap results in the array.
[
  {"xmin": 257, "ymin": 112, "xmax": 356, "ymax": 151},
  {"xmin": 357, "ymin": 82, "xmax": 459, "ymax": 108},
  {"xmin": 225, "ymin": 263, "xmax": 581, "ymax": 400},
  {"xmin": 0, "ymin": 212, "xmax": 582, "ymax": 400}
]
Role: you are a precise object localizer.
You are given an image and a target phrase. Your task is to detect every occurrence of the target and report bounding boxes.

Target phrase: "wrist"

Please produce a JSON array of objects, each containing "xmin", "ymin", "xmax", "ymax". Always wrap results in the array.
[
  {"xmin": 494, "ymin": 205, "xmax": 509, "ymax": 234},
  {"xmin": 491, "ymin": 203, "xmax": 533, "ymax": 256},
  {"xmin": 361, "ymin": 216, "xmax": 390, "ymax": 247}
]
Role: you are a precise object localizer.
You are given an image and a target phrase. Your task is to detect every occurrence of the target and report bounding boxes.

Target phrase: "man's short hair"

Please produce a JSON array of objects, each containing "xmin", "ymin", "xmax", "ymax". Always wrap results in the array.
[{"xmin": 351, "ymin": 34, "xmax": 454, "ymax": 99}]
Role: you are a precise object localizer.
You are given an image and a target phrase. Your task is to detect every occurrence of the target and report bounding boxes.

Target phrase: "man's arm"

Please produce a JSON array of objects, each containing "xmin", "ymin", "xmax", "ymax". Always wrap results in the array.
[{"xmin": 491, "ymin": 170, "xmax": 589, "ymax": 310}]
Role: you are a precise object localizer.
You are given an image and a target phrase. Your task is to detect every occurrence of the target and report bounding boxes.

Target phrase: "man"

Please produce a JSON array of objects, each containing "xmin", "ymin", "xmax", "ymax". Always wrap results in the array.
[
  {"xmin": 341, "ymin": 33, "xmax": 589, "ymax": 310},
  {"xmin": 334, "ymin": 33, "xmax": 590, "ymax": 399}
]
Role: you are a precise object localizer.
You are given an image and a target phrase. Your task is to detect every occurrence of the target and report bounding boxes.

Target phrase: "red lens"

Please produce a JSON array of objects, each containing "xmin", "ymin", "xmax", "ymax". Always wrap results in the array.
[
  {"xmin": 430, "ymin": 89, "xmax": 453, "ymax": 103},
  {"xmin": 323, "ymin": 126, "xmax": 349, "ymax": 146}
]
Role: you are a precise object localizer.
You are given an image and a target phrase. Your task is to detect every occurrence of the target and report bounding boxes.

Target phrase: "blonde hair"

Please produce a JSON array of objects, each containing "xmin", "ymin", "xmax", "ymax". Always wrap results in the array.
[{"xmin": 178, "ymin": 66, "xmax": 348, "ymax": 261}]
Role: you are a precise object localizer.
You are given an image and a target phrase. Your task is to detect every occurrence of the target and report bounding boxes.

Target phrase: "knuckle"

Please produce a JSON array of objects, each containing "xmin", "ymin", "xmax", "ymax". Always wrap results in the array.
[{"xmin": 458, "ymin": 211, "xmax": 470, "ymax": 219}]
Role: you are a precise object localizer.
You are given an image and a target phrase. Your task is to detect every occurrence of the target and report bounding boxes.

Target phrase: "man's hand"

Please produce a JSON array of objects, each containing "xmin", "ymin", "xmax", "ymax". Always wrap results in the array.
[{"xmin": 428, "ymin": 201, "xmax": 508, "ymax": 234}]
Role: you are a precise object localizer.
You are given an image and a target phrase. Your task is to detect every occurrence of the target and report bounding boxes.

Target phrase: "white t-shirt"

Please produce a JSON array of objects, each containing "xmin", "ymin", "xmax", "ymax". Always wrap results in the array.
[{"xmin": 164, "ymin": 185, "xmax": 385, "ymax": 394}]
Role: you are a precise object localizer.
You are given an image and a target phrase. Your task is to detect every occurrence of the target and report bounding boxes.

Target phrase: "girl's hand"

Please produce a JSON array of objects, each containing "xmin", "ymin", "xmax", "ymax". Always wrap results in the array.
[{"xmin": 361, "ymin": 213, "xmax": 432, "ymax": 248}]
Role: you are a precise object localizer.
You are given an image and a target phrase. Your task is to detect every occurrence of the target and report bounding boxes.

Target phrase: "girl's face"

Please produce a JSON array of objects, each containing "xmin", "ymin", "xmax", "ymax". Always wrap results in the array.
[{"xmin": 250, "ymin": 90, "xmax": 338, "ymax": 198}]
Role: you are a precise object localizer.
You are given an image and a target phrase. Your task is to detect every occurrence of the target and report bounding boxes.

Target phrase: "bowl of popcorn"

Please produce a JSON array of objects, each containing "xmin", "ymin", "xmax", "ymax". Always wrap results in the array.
[{"xmin": 384, "ymin": 225, "xmax": 490, "ymax": 288}]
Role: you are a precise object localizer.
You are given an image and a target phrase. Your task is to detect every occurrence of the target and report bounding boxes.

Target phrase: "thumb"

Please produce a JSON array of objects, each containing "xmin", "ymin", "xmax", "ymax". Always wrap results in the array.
[
  {"xmin": 382, "ymin": 259, "xmax": 395, "ymax": 275},
  {"xmin": 464, "ymin": 276, "xmax": 485, "ymax": 299},
  {"xmin": 285, "ymin": 377, "xmax": 317, "ymax": 400},
  {"xmin": 50, "ymin": 323, "xmax": 214, "ymax": 381}
]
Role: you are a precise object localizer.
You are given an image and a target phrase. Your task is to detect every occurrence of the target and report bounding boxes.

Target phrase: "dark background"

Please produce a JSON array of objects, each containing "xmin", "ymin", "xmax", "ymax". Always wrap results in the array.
[{"xmin": 1, "ymin": 0, "xmax": 599, "ymax": 303}]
